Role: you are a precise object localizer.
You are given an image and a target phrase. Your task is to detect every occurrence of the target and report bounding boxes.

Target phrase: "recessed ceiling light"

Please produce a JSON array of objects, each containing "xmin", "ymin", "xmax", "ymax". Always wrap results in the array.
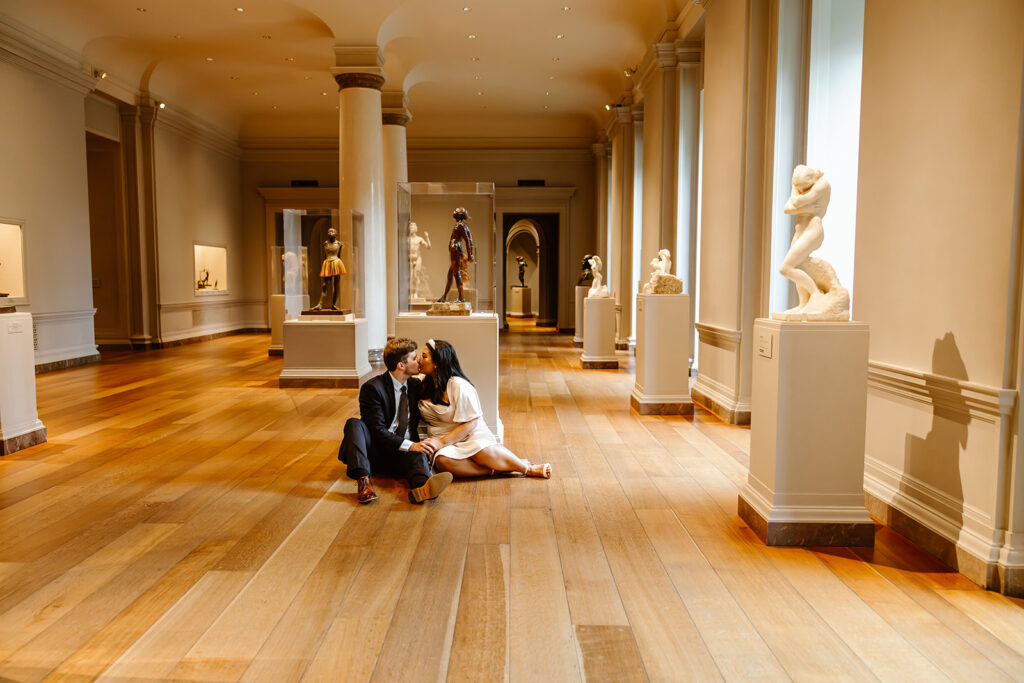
[
  {"xmin": 272, "ymin": 105, "xmax": 278, "ymax": 109},
  {"xmin": 205, "ymin": 57, "xmax": 214, "ymax": 62},
  {"xmin": 467, "ymin": 33, "xmax": 476, "ymax": 39},
  {"xmin": 229, "ymin": 75, "xmax": 239, "ymax": 80},
  {"xmin": 285, "ymin": 56, "xmax": 294, "ymax": 62},
  {"xmin": 545, "ymin": 91, "xmax": 550, "ymax": 95},
  {"xmin": 157, "ymin": 101, "xmax": 165, "ymax": 108},
  {"xmin": 474, "ymin": 74, "xmax": 480, "ymax": 80},
  {"xmin": 321, "ymin": 91, "xmax": 328, "ymax": 96},
  {"xmin": 173, "ymin": 34, "xmax": 182, "ymax": 39},
  {"xmin": 235, "ymin": 6, "xmax": 244, "ymax": 11},
  {"xmin": 562, "ymin": 6, "xmax": 571, "ymax": 10},
  {"xmin": 304, "ymin": 75, "xmax": 313, "ymax": 79},
  {"xmin": 548, "ymin": 75, "xmax": 555, "ymax": 80},
  {"xmin": 471, "ymin": 56, "xmax": 480, "ymax": 62},
  {"xmin": 252, "ymin": 91, "xmax": 259, "ymax": 95},
  {"xmin": 462, "ymin": 6, "xmax": 471, "ymax": 10},
  {"xmin": 605, "ymin": 104, "xmax": 612, "ymax": 111},
  {"xmin": 136, "ymin": 7, "xmax": 147, "ymax": 12},
  {"xmin": 261, "ymin": 34, "xmax": 271, "ymax": 39},
  {"xmin": 556, "ymin": 33, "xmax": 565, "ymax": 39},
  {"xmin": 552, "ymin": 57, "xmax": 560, "ymax": 62},
  {"xmin": 476, "ymin": 91, "xmax": 483, "ymax": 96},
  {"xmin": 544, "ymin": 105, "xmax": 549, "ymax": 110}
]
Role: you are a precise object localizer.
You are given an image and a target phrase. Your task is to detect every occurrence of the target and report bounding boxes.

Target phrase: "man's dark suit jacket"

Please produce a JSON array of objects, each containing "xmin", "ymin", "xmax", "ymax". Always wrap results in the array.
[{"xmin": 359, "ymin": 371, "xmax": 423, "ymax": 452}]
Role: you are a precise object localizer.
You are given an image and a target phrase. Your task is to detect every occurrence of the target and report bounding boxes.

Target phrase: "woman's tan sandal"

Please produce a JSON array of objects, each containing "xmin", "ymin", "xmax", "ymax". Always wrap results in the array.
[{"xmin": 525, "ymin": 461, "xmax": 552, "ymax": 479}]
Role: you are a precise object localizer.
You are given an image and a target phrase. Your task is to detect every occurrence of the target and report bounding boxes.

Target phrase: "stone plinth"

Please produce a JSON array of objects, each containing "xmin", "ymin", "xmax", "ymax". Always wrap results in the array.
[
  {"xmin": 573, "ymin": 285, "xmax": 587, "ymax": 347},
  {"xmin": 395, "ymin": 312, "xmax": 502, "ymax": 441},
  {"xmin": 739, "ymin": 319, "xmax": 874, "ymax": 546},
  {"xmin": 0, "ymin": 312, "xmax": 47, "ymax": 455},
  {"xmin": 581, "ymin": 296, "xmax": 617, "ymax": 369},
  {"xmin": 279, "ymin": 315, "xmax": 372, "ymax": 388},
  {"xmin": 508, "ymin": 286, "xmax": 533, "ymax": 318},
  {"xmin": 631, "ymin": 294, "xmax": 692, "ymax": 414}
]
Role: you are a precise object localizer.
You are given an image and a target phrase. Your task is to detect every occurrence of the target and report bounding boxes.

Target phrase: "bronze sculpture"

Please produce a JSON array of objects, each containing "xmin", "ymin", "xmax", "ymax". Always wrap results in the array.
[
  {"xmin": 515, "ymin": 255, "xmax": 526, "ymax": 286},
  {"xmin": 437, "ymin": 207, "xmax": 475, "ymax": 303},
  {"xmin": 312, "ymin": 227, "xmax": 347, "ymax": 310}
]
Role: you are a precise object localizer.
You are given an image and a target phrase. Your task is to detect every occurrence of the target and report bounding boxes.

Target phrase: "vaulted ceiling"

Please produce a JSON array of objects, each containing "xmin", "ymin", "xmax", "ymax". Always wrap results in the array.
[{"xmin": 0, "ymin": 0, "xmax": 703, "ymax": 139}]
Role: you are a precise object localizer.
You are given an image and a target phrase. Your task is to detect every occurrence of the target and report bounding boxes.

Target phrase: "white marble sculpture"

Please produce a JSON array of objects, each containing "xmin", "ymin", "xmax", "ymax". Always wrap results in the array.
[
  {"xmin": 587, "ymin": 255, "xmax": 610, "ymax": 298},
  {"xmin": 772, "ymin": 165, "xmax": 850, "ymax": 321},
  {"xmin": 408, "ymin": 221, "xmax": 432, "ymax": 301},
  {"xmin": 642, "ymin": 248, "xmax": 683, "ymax": 294}
]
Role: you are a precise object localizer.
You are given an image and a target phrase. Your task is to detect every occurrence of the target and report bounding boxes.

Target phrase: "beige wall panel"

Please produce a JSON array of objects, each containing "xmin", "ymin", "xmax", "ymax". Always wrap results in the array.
[
  {"xmin": 697, "ymin": 0, "xmax": 748, "ymax": 328},
  {"xmin": 854, "ymin": 0, "xmax": 1024, "ymax": 387}
]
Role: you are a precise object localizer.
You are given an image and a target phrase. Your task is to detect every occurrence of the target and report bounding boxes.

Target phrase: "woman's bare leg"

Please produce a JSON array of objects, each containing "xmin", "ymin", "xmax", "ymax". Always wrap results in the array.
[
  {"xmin": 435, "ymin": 455, "xmax": 492, "ymax": 478},
  {"xmin": 471, "ymin": 445, "xmax": 550, "ymax": 477}
]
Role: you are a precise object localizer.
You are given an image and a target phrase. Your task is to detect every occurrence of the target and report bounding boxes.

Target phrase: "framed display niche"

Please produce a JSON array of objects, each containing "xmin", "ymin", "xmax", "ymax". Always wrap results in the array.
[
  {"xmin": 0, "ymin": 218, "xmax": 28, "ymax": 305},
  {"xmin": 193, "ymin": 243, "xmax": 228, "ymax": 295}
]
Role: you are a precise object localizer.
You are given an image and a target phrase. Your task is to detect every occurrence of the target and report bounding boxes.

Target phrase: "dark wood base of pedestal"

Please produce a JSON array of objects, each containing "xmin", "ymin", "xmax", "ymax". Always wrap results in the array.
[{"xmin": 738, "ymin": 495, "xmax": 876, "ymax": 547}]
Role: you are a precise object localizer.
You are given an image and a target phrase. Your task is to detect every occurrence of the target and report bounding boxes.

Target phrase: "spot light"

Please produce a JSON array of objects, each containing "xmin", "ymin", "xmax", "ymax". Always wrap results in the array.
[
  {"xmin": 462, "ymin": 6, "xmax": 471, "ymax": 10},
  {"xmin": 235, "ymin": 6, "xmax": 244, "ymax": 11},
  {"xmin": 604, "ymin": 104, "xmax": 611, "ymax": 111},
  {"xmin": 94, "ymin": 69, "xmax": 107, "ymax": 79},
  {"xmin": 467, "ymin": 33, "xmax": 476, "ymax": 39},
  {"xmin": 157, "ymin": 101, "xmax": 166, "ymax": 109},
  {"xmin": 205, "ymin": 57, "xmax": 214, "ymax": 62},
  {"xmin": 556, "ymin": 33, "xmax": 565, "ymax": 39}
]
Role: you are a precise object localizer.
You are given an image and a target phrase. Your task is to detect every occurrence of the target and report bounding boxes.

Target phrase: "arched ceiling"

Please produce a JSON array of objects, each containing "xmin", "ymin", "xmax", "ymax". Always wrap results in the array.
[{"xmin": 0, "ymin": 0, "xmax": 700, "ymax": 139}]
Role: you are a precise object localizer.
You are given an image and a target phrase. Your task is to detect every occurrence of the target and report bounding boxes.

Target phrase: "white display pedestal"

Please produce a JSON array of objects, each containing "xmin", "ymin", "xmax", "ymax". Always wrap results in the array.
[
  {"xmin": 279, "ymin": 315, "xmax": 372, "ymax": 388},
  {"xmin": 507, "ymin": 286, "xmax": 533, "ymax": 318},
  {"xmin": 573, "ymin": 285, "xmax": 587, "ymax": 348},
  {"xmin": 631, "ymin": 294, "xmax": 693, "ymax": 414},
  {"xmin": 268, "ymin": 294, "xmax": 309, "ymax": 356},
  {"xmin": 581, "ymin": 297, "xmax": 617, "ymax": 369},
  {"xmin": 0, "ymin": 312, "xmax": 46, "ymax": 455},
  {"xmin": 738, "ymin": 319, "xmax": 874, "ymax": 546},
  {"xmin": 395, "ymin": 312, "xmax": 503, "ymax": 442}
]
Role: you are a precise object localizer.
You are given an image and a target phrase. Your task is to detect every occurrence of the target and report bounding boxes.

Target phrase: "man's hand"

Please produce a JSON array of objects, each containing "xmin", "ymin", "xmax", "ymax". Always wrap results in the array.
[{"xmin": 410, "ymin": 437, "xmax": 444, "ymax": 456}]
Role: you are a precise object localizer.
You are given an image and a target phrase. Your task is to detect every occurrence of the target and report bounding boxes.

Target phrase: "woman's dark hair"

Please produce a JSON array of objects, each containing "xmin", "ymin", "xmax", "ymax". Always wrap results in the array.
[{"xmin": 423, "ymin": 339, "xmax": 471, "ymax": 404}]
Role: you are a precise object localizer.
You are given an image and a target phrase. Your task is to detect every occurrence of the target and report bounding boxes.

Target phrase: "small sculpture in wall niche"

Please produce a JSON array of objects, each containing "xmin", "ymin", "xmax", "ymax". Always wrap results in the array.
[
  {"xmin": 577, "ymin": 254, "xmax": 594, "ymax": 286},
  {"xmin": 437, "ymin": 207, "xmax": 475, "ymax": 304},
  {"xmin": 408, "ymin": 221, "xmax": 432, "ymax": 301},
  {"xmin": 197, "ymin": 268, "xmax": 211, "ymax": 290},
  {"xmin": 587, "ymin": 255, "xmax": 610, "ymax": 298},
  {"xmin": 642, "ymin": 248, "xmax": 683, "ymax": 294},
  {"xmin": 772, "ymin": 164, "xmax": 850, "ymax": 322},
  {"xmin": 515, "ymin": 255, "xmax": 527, "ymax": 286},
  {"xmin": 312, "ymin": 227, "xmax": 347, "ymax": 310}
]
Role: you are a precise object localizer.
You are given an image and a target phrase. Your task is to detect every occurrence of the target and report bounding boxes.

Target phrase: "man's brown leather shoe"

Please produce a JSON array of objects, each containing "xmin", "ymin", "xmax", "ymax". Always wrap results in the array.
[
  {"xmin": 408, "ymin": 472, "xmax": 453, "ymax": 504},
  {"xmin": 357, "ymin": 476, "xmax": 377, "ymax": 504}
]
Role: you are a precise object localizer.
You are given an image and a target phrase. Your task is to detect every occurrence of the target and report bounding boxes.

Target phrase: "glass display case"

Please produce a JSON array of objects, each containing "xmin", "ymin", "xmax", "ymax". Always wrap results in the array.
[
  {"xmin": 0, "ymin": 220, "xmax": 27, "ymax": 303},
  {"xmin": 194, "ymin": 243, "xmax": 228, "ymax": 295},
  {"xmin": 397, "ymin": 182, "xmax": 496, "ymax": 314},
  {"xmin": 273, "ymin": 208, "xmax": 364, "ymax": 320}
]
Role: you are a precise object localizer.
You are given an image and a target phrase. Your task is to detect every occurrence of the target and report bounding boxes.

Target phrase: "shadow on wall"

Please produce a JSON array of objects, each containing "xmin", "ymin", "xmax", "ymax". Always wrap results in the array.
[{"xmin": 901, "ymin": 331, "xmax": 969, "ymax": 560}]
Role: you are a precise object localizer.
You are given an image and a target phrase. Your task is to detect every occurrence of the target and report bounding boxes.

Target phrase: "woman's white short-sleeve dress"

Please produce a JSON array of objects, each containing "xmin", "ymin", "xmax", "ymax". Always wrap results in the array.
[{"xmin": 418, "ymin": 376, "xmax": 497, "ymax": 460}]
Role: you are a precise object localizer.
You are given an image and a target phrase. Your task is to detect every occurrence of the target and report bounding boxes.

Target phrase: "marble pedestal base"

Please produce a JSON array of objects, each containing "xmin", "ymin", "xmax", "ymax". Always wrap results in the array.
[
  {"xmin": 0, "ymin": 312, "xmax": 47, "ymax": 455},
  {"xmin": 573, "ymin": 286, "xmax": 587, "ymax": 347},
  {"xmin": 279, "ymin": 315, "xmax": 372, "ymax": 388},
  {"xmin": 581, "ymin": 297, "xmax": 617, "ymax": 369},
  {"xmin": 631, "ymin": 293, "xmax": 692, "ymax": 415},
  {"xmin": 269, "ymin": 294, "xmax": 310, "ymax": 356},
  {"xmin": 395, "ymin": 313, "xmax": 503, "ymax": 442},
  {"xmin": 507, "ymin": 286, "xmax": 533, "ymax": 318},
  {"xmin": 738, "ymin": 319, "xmax": 874, "ymax": 546}
]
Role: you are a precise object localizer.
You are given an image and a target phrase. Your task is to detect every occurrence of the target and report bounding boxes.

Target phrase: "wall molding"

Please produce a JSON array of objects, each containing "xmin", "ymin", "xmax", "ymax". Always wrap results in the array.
[
  {"xmin": 31, "ymin": 309, "xmax": 98, "ymax": 365},
  {"xmin": 0, "ymin": 12, "xmax": 95, "ymax": 94},
  {"xmin": 695, "ymin": 322, "xmax": 742, "ymax": 351},
  {"xmin": 868, "ymin": 360, "xmax": 1016, "ymax": 425},
  {"xmin": 156, "ymin": 108, "xmax": 241, "ymax": 160},
  {"xmin": 158, "ymin": 297, "xmax": 263, "ymax": 314},
  {"xmin": 410, "ymin": 147, "xmax": 594, "ymax": 165}
]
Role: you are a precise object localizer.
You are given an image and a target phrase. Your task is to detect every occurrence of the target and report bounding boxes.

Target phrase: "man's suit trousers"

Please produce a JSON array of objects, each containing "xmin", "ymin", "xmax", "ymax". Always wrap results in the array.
[{"xmin": 338, "ymin": 417, "xmax": 431, "ymax": 489}]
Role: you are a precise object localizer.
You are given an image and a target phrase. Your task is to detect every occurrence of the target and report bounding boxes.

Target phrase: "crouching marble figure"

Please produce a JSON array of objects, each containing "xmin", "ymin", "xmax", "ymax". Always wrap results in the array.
[
  {"xmin": 772, "ymin": 165, "xmax": 850, "ymax": 322},
  {"xmin": 586, "ymin": 255, "xmax": 610, "ymax": 298},
  {"xmin": 642, "ymin": 248, "xmax": 683, "ymax": 294}
]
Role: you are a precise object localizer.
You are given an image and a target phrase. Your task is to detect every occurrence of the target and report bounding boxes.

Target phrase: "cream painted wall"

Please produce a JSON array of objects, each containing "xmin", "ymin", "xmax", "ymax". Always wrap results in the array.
[
  {"xmin": 856, "ymin": 0, "xmax": 1024, "ymax": 583},
  {"xmin": 0, "ymin": 61, "xmax": 97, "ymax": 364},
  {"xmin": 153, "ymin": 123, "xmax": 255, "ymax": 340}
]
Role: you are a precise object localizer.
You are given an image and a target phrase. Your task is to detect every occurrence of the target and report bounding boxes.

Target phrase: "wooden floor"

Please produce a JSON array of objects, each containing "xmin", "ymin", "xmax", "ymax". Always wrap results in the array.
[{"xmin": 2, "ymin": 324, "xmax": 1024, "ymax": 682}]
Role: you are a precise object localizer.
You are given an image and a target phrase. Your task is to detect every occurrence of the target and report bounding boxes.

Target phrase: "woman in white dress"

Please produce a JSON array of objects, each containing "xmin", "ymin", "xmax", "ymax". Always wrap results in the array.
[{"xmin": 418, "ymin": 339, "xmax": 551, "ymax": 478}]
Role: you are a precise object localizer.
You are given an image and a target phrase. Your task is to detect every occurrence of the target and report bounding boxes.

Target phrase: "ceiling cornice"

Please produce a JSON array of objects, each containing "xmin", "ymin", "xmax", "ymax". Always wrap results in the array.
[{"xmin": 0, "ymin": 13, "xmax": 95, "ymax": 94}]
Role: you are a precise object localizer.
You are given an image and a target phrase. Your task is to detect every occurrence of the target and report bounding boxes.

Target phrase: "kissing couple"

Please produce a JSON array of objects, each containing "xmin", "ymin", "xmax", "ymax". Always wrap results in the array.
[{"xmin": 338, "ymin": 337, "xmax": 552, "ymax": 504}]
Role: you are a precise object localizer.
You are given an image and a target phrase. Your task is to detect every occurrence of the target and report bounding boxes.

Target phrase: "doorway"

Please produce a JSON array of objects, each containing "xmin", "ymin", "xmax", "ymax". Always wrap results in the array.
[{"xmin": 501, "ymin": 213, "xmax": 558, "ymax": 327}]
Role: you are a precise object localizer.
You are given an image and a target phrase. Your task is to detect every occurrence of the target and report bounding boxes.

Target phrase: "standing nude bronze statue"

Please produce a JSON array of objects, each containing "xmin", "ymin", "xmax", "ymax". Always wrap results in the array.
[
  {"xmin": 438, "ymin": 207, "xmax": 475, "ymax": 303},
  {"xmin": 312, "ymin": 227, "xmax": 347, "ymax": 310}
]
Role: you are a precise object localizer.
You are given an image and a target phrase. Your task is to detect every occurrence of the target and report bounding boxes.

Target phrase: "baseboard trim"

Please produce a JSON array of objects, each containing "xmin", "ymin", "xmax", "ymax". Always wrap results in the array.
[{"xmin": 35, "ymin": 354, "xmax": 100, "ymax": 374}]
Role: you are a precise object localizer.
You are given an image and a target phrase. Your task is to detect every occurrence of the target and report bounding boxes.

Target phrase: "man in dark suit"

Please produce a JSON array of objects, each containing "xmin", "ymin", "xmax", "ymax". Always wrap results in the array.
[{"xmin": 338, "ymin": 337, "xmax": 452, "ymax": 504}]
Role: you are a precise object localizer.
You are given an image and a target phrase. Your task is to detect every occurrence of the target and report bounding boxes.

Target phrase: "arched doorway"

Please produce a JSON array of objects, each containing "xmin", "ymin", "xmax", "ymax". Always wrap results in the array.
[
  {"xmin": 505, "ymin": 220, "xmax": 540, "ymax": 320},
  {"xmin": 500, "ymin": 213, "xmax": 558, "ymax": 327}
]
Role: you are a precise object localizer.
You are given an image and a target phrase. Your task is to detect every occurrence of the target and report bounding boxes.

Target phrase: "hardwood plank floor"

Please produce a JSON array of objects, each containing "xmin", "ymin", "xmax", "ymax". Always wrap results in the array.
[{"xmin": 0, "ymin": 324, "xmax": 1021, "ymax": 680}]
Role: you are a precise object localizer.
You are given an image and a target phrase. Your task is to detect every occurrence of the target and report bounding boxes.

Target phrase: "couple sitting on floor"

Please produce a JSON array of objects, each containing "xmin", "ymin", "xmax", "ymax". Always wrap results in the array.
[{"xmin": 338, "ymin": 337, "xmax": 552, "ymax": 504}]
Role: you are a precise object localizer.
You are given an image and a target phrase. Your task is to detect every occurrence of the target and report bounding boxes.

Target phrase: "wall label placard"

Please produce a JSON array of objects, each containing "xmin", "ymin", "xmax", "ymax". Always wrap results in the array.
[{"xmin": 758, "ymin": 332, "xmax": 773, "ymax": 359}]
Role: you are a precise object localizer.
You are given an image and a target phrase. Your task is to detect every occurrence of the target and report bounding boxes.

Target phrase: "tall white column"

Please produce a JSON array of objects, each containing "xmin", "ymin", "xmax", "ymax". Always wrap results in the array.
[
  {"xmin": 592, "ymin": 142, "xmax": 610, "ymax": 266},
  {"xmin": 332, "ymin": 48, "xmax": 387, "ymax": 356},
  {"xmin": 382, "ymin": 91, "xmax": 410, "ymax": 338},
  {"xmin": 676, "ymin": 42, "xmax": 702, "ymax": 362},
  {"xmin": 614, "ymin": 105, "xmax": 635, "ymax": 349}
]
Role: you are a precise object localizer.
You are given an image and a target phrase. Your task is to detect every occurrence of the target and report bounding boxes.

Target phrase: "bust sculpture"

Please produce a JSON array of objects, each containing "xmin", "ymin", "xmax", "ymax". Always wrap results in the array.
[
  {"xmin": 772, "ymin": 165, "xmax": 850, "ymax": 321},
  {"xmin": 577, "ymin": 254, "xmax": 594, "ymax": 285},
  {"xmin": 587, "ymin": 255, "xmax": 610, "ymax": 298},
  {"xmin": 408, "ymin": 221, "xmax": 432, "ymax": 300},
  {"xmin": 515, "ymin": 255, "xmax": 527, "ymax": 286},
  {"xmin": 641, "ymin": 248, "xmax": 683, "ymax": 294}
]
